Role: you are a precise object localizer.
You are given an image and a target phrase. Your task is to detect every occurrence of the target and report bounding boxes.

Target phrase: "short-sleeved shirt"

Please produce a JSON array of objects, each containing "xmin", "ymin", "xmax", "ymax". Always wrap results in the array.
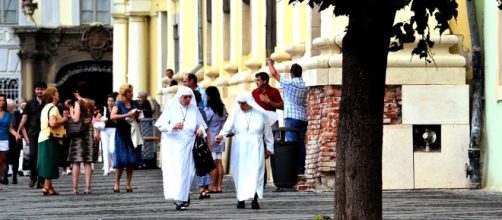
[
  {"xmin": 38, "ymin": 103, "xmax": 64, "ymax": 143},
  {"xmin": 0, "ymin": 111, "xmax": 12, "ymax": 141},
  {"xmin": 252, "ymin": 85, "xmax": 283, "ymax": 112},
  {"xmin": 279, "ymin": 77, "xmax": 308, "ymax": 122},
  {"xmin": 22, "ymin": 98, "xmax": 45, "ymax": 136}
]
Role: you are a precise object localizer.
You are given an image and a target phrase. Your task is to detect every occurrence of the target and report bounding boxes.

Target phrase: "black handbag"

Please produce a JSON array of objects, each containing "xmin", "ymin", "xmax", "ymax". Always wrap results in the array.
[
  {"xmin": 192, "ymin": 137, "xmax": 216, "ymax": 176},
  {"xmin": 67, "ymin": 113, "xmax": 84, "ymax": 137}
]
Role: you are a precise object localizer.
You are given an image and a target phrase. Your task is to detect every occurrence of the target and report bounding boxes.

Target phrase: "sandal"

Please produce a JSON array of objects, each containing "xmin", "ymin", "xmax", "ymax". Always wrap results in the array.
[{"xmin": 198, "ymin": 191, "xmax": 210, "ymax": 199}]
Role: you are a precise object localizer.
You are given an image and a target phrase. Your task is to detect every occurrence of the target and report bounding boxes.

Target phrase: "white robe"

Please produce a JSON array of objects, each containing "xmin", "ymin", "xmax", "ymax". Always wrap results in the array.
[
  {"xmin": 219, "ymin": 108, "xmax": 274, "ymax": 201},
  {"xmin": 156, "ymin": 104, "xmax": 207, "ymax": 201}
]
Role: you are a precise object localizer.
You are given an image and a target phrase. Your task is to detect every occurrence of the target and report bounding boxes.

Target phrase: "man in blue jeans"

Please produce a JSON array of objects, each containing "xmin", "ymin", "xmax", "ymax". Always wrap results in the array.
[{"xmin": 267, "ymin": 58, "xmax": 308, "ymax": 174}]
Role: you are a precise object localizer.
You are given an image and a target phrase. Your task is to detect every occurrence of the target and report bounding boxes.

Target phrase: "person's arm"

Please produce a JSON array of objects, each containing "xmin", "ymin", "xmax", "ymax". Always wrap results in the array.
[
  {"xmin": 263, "ymin": 114, "xmax": 274, "ymax": 158},
  {"xmin": 9, "ymin": 119, "xmax": 19, "ymax": 141},
  {"xmin": 215, "ymin": 111, "xmax": 235, "ymax": 144},
  {"xmin": 49, "ymin": 110, "xmax": 69, "ymax": 128},
  {"xmin": 260, "ymin": 90, "xmax": 283, "ymax": 110},
  {"xmin": 267, "ymin": 57, "xmax": 281, "ymax": 82},
  {"xmin": 71, "ymin": 101, "xmax": 81, "ymax": 122},
  {"xmin": 110, "ymin": 104, "xmax": 134, "ymax": 120},
  {"xmin": 17, "ymin": 114, "xmax": 28, "ymax": 135}
]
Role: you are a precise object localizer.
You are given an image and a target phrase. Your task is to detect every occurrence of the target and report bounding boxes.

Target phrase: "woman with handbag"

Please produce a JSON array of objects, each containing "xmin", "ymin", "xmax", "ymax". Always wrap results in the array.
[
  {"xmin": 37, "ymin": 88, "xmax": 68, "ymax": 195},
  {"xmin": 110, "ymin": 84, "xmax": 143, "ymax": 193},
  {"xmin": 155, "ymin": 86, "xmax": 207, "ymax": 211},
  {"xmin": 67, "ymin": 82, "xmax": 96, "ymax": 195},
  {"xmin": 97, "ymin": 93, "xmax": 117, "ymax": 176},
  {"xmin": 215, "ymin": 92, "xmax": 276, "ymax": 209}
]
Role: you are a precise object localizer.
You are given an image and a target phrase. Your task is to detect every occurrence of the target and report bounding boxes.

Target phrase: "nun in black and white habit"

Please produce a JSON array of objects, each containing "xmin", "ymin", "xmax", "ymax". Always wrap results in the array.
[
  {"xmin": 155, "ymin": 86, "xmax": 207, "ymax": 210},
  {"xmin": 215, "ymin": 91, "xmax": 276, "ymax": 209}
]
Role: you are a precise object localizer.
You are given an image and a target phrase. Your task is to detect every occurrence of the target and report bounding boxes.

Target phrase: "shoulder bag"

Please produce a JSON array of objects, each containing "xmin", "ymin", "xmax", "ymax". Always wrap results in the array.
[
  {"xmin": 192, "ymin": 137, "xmax": 216, "ymax": 176},
  {"xmin": 47, "ymin": 106, "xmax": 65, "ymax": 139}
]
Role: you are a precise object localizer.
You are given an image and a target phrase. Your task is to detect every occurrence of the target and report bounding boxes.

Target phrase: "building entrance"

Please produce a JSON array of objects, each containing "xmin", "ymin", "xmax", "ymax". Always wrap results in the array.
[{"xmin": 56, "ymin": 61, "xmax": 113, "ymax": 109}]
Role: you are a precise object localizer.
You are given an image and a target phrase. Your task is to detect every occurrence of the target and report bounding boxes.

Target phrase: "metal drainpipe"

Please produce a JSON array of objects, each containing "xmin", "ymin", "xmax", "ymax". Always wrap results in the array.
[
  {"xmin": 465, "ymin": 0, "xmax": 483, "ymax": 189},
  {"xmin": 189, "ymin": 0, "xmax": 203, "ymax": 74}
]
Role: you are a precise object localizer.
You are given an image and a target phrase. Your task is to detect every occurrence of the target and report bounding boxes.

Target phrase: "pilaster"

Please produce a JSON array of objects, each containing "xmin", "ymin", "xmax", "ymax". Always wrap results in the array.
[{"xmin": 127, "ymin": 15, "xmax": 148, "ymax": 95}]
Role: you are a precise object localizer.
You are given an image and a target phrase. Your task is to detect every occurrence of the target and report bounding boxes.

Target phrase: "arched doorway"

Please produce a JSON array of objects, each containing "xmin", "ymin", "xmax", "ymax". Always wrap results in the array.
[{"xmin": 55, "ymin": 61, "xmax": 113, "ymax": 109}]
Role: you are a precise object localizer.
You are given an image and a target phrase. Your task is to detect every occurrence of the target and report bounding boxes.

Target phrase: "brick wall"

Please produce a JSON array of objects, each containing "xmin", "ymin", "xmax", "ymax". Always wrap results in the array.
[{"xmin": 301, "ymin": 85, "xmax": 402, "ymax": 191}]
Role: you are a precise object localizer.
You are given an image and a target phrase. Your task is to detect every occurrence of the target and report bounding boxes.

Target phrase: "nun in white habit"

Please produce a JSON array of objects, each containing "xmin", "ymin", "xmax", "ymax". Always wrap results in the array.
[
  {"xmin": 155, "ymin": 86, "xmax": 207, "ymax": 211},
  {"xmin": 215, "ymin": 92, "xmax": 276, "ymax": 209}
]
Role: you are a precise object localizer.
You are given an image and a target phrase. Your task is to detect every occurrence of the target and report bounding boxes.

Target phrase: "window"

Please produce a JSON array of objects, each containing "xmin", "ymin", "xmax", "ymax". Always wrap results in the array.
[
  {"xmin": 265, "ymin": 0, "xmax": 276, "ymax": 57},
  {"xmin": 0, "ymin": 0, "xmax": 17, "ymax": 24},
  {"xmin": 80, "ymin": 0, "xmax": 110, "ymax": 25}
]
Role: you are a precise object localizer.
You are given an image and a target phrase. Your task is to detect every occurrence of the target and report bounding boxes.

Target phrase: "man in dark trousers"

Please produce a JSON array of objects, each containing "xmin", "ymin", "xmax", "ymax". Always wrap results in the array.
[{"xmin": 17, "ymin": 82, "xmax": 47, "ymax": 188}]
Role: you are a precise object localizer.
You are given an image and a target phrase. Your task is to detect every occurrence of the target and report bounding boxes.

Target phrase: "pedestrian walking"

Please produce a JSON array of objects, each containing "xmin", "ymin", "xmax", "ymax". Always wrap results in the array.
[
  {"xmin": 2, "ymin": 99, "xmax": 26, "ymax": 185},
  {"xmin": 215, "ymin": 92, "xmax": 276, "ymax": 209},
  {"xmin": 267, "ymin": 58, "xmax": 308, "ymax": 174},
  {"xmin": 192, "ymin": 90, "xmax": 211, "ymax": 200},
  {"xmin": 155, "ymin": 86, "xmax": 207, "ymax": 211},
  {"xmin": 37, "ymin": 87, "xmax": 69, "ymax": 195},
  {"xmin": 99, "ymin": 94, "xmax": 117, "ymax": 176},
  {"xmin": 204, "ymin": 86, "xmax": 228, "ymax": 193},
  {"xmin": 17, "ymin": 82, "xmax": 47, "ymax": 189},
  {"xmin": 0, "ymin": 95, "xmax": 20, "ymax": 190},
  {"xmin": 67, "ymin": 82, "xmax": 97, "ymax": 195},
  {"xmin": 110, "ymin": 84, "xmax": 143, "ymax": 193}
]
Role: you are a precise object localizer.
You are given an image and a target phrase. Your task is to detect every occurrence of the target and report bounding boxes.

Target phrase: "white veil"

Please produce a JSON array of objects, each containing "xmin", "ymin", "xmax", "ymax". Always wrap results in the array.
[
  {"xmin": 231, "ymin": 91, "xmax": 278, "ymax": 126},
  {"xmin": 155, "ymin": 86, "xmax": 197, "ymax": 131}
]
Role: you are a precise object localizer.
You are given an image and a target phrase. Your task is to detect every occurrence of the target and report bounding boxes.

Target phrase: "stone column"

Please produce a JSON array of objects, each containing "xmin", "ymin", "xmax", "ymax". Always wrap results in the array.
[
  {"xmin": 127, "ymin": 16, "xmax": 148, "ymax": 95},
  {"xmin": 113, "ymin": 17, "xmax": 128, "ymax": 91}
]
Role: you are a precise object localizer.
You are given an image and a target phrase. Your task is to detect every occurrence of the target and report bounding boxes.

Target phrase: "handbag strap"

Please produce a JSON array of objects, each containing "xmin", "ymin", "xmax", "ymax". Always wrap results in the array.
[
  {"xmin": 103, "ymin": 106, "xmax": 107, "ymax": 118},
  {"xmin": 47, "ymin": 105, "xmax": 55, "ymax": 128}
]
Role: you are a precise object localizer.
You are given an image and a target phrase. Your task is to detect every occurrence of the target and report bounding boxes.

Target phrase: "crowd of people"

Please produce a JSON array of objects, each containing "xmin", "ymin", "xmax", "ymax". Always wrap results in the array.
[{"xmin": 0, "ymin": 60, "xmax": 309, "ymax": 212}]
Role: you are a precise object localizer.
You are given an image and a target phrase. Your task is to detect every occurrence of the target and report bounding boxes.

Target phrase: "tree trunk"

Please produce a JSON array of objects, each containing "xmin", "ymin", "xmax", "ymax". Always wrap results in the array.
[{"xmin": 335, "ymin": 1, "xmax": 397, "ymax": 219}]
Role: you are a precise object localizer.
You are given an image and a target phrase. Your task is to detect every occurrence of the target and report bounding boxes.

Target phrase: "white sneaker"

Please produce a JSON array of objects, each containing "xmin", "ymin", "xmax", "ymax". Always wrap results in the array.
[
  {"xmin": 110, "ymin": 168, "xmax": 116, "ymax": 173},
  {"xmin": 103, "ymin": 172, "xmax": 109, "ymax": 176}
]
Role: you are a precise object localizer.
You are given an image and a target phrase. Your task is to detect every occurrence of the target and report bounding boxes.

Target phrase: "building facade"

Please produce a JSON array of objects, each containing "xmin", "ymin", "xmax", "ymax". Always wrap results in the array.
[{"xmin": 10, "ymin": 0, "xmax": 502, "ymax": 192}]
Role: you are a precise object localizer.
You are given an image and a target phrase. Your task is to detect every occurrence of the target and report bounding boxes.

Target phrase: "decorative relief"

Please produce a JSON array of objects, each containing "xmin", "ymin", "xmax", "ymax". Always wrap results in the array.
[
  {"xmin": 61, "ymin": 25, "xmax": 113, "ymax": 61},
  {"xmin": 47, "ymin": 28, "xmax": 63, "ymax": 55},
  {"xmin": 81, "ymin": 25, "xmax": 113, "ymax": 61}
]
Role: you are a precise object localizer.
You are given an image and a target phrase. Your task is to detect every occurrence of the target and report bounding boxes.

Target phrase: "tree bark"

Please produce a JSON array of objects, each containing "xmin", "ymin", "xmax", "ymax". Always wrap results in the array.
[{"xmin": 335, "ymin": 0, "xmax": 397, "ymax": 219}]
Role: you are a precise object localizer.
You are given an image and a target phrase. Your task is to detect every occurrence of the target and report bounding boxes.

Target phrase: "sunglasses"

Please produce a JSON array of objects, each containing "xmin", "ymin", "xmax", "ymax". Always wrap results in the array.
[
  {"xmin": 181, "ymin": 95, "xmax": 192, "ymax": 99},
  {"xmin": 237, "ymin": 101, "xmax": 247, "ymax": 105}
]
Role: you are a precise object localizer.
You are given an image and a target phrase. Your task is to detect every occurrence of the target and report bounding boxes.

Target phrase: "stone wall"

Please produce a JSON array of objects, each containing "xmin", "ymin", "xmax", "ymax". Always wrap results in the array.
[{"xmin": 302, "ymin": 85, "xmax": 402, "ymax": 191}]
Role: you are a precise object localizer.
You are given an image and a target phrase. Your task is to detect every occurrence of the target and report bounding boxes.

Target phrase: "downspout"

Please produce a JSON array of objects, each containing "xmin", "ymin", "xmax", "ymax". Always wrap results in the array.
[
  {"xmin": 189, "ymin": 0, "xmax": 203, "ymax": 74},
  {"xmin": 465, "ymin": 0, "xmax": 483, "ymax": 189}
]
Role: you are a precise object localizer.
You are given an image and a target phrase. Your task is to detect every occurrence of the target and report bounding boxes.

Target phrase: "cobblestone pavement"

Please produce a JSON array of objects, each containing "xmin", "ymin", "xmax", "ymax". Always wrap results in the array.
[{"xmin": 1, "ymin": 164, "xmax": 502, "ymax": 219}]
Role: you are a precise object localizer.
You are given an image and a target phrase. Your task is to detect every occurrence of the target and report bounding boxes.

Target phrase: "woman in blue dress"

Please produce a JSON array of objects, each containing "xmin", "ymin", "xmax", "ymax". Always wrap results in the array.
[{"xmin": 110, "ymin": 84, "xmax": 142, "ymax": 193}]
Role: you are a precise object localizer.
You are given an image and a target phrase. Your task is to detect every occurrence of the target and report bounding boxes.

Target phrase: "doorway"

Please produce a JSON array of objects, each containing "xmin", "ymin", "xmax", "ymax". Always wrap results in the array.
[{"xmin": 55, "ymin": 61, "xmax": 113, "ymax": 109}]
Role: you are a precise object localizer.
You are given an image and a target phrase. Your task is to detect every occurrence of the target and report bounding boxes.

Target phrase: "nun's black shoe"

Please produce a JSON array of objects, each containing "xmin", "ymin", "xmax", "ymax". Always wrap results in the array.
[
  {"xmin": 237, "ymin": 201, "xmax": 245, "ymax": 209},
  {"xmin": 251, "ymin": 200, "xmax": 260, "ymax": 209}
]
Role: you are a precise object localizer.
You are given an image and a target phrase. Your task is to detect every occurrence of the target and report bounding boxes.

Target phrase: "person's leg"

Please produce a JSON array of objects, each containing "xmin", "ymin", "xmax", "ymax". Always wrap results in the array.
[
  {"xmin": 298, "ymin": 120, "xmax": 307, "ymax": 174},
  {"xmin": 284, "ymin": 118, "xmax": 307, "ymax": 174},
  {"xmin": 284, "ymin": 118, "xmax": 299, "ymax": 141},
  {"xmin": 72, "ymin": 161, "xmax": 81, "ymax": 193},
  {"xmin": 101, "ymin": 129, "xmax": 110, "ymax": 175},
  {"xmin": 11, "ymin": 147, "xmax": 20, "ymax": 184},
  {"xmin": 0, "ymin": 152, "xmax": 6, "ymax": 184},
  {"xmin": 125, "ymin": 166, "xmax": 133, "ymax": 192},
  {"xmin": 84, "ymin": 162, "xmax": 92, "ymax": 193},
  {"xmin": 216, "ymin": 159, "xmax": 224, "ymax": 191},
  {"xmin": 108, "ymin": 128, "xmax": 116, "ymax": 172},
  {"xmin": 28, "ymin": 135, "xmax": 38, "ymax": 186},
  {"xmin": 114, "ymin": 167, "xmax": 123, "ymax": 192}
]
